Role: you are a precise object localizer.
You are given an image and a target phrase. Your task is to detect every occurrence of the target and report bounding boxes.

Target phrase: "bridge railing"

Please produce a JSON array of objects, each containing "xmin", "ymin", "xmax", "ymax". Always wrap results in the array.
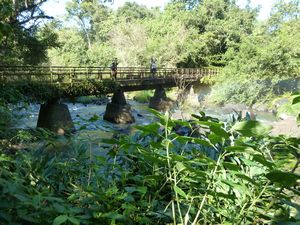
[{"xmin": 0, "ymin": 66, "xmax": 220, "ymax": 84}]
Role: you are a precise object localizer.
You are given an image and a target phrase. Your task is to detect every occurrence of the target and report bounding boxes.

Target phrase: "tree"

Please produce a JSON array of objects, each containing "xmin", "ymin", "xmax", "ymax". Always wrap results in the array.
[
  {"xmin": 109, "ymin": 22, "xmax": 148, "ymax": 66},
  {"xmin": 0, "ymin": 0, "xmax": 56, "ymax": 65},
  {"xmin": 48, "ymin": 29, "xmax": 88, "ymax": 66},
  {"xmin": 66, "ymin": 0, "xmax": 94, "ymax": 49},
  {"xmin": 116, "ymin": 2, "xmax": 154, "ymax": 22},
  {"xmin": 65, "ymin": 0, "xmax": 113, "ymax": 48},
  {"xmin": 170, "ymin": 0, "xmax": 201, "ymax": 10},
  {"xmin": 210, "ymin": 0, "xmax": 300, "ymax": 105}
]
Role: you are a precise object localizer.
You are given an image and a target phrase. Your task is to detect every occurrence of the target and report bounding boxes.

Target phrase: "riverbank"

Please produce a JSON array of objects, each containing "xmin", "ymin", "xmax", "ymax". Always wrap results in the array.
[{"xmin": 271, "ymin": 116, "xmax": 300, "ymax": 137}]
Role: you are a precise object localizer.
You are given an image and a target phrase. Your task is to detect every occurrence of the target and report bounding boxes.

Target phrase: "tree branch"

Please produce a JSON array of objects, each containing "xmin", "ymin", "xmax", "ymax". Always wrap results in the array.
[{"xmin": 17, "ymin": 15, "xmax": 54, "ymax": 26}]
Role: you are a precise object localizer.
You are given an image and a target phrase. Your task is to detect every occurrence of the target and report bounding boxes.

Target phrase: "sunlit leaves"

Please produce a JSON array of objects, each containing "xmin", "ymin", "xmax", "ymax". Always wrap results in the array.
[
  {"xmin": 174, "ymin": 185, "xmax": 188, "ymax": 200},
  {"xmin": 231, "ymin": 120, "xmax": 272, "ymax": 137},
  {"xmin": 292, "ymin": 94, "xmax": 300, "ymax": 126},
  {"xmin": 266, "ymin": 171, "xmax": 300, "ymax": 188},
  {"xmin": 1, "ymin": 99, "xmax": 300, "ymax": 224}
]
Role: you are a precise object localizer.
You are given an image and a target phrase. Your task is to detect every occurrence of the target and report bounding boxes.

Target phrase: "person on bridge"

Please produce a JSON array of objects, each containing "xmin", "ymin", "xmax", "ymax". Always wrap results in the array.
[
  {"xmin": 111, "ymin": 58, "xmax": 118, "ymax": 79},
  {"xmin": 150, "ymin": 57, "xmax": 157, "ymax": 78}
]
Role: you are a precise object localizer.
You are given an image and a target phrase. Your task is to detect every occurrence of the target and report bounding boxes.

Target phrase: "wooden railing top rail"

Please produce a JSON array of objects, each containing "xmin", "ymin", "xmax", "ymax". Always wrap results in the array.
[
  {"xmin": 0, "ymin": 66, "xmax": 221, "ymax": 85},
  {"xmin": 0, "ymin": 65, "xmax": 220, "ymax": 70}
]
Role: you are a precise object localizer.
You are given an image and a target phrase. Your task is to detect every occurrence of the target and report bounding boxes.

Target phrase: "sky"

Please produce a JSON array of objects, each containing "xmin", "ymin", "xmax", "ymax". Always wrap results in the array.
[{"xmin": 41, "ymin": 0, "xmax": 277, "ymax": 21}]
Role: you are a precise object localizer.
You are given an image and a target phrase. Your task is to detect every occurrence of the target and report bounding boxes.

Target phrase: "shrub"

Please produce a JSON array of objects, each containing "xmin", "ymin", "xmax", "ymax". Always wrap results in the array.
[
  {"xmin": 0, "ymin": 111, "xmax": 299, "ymax": 224},
  {"xmin": 132, "ymin": 90, "xmax": 153, "ymax": 103}
]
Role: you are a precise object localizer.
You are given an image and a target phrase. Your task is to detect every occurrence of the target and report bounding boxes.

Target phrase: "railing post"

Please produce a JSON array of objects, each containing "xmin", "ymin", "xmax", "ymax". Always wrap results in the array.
[
  {"xmin": 27, "ymin": 67, "xmax": 31, "ymax": 82},
  {"xmin": 50, "ymin": 67, "xmax": 53, "ymax": 83},
  {"xmin": 98, "ymin": 68, "xmax": 101, "ymax": 80},
  {"xmin": 69, "ymin": 68, "xmax": 72, "ymax": 83}
]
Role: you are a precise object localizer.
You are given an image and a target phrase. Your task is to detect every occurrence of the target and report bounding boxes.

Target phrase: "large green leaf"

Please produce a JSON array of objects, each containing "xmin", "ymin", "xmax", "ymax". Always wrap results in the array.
[
  {"xmin": 208, "ymin": 133, "xmax": 223, "ymax": 145},
  {"xmin": 252, "ymin": 154, "xmax": 274, "ymax": 169},
  {"xmin": 53, "ymin": 215, "xmax": 68, "ymax": 225},
  {"xmin": 210, "ymin": 125, "xmax": 229, "ymax": 139},
  {"xmin": 141, "ymin": 151, "xmax": 166, "ymax": 164},
  {"xmin": 231, "ymin": 121, "xmax": 271, "ymax": 136},
  {"xmin": 174, "ymin": 185, "xmax": 188, "ymax": 200},
  {"xmin": 67, "ymin": 217, "xmax": 80, "ymax": 225},
  {"xmin": 221, "ymin": 180, "xmax": 251, "ymax": 196},
  {"xmin": 292, "ymin": 95, "xmax": 300, "ymax": 105},
  {"xmin": 266, "ymin": 171, "xmax": 300, "ymax": 187},
  {"xmin": 175, "ymin": 162, "xmax": 186, "ymax": 172},
  {"xmin": 134, "ymin": 123, "xmax": 160, "ymax": 134},
  {"xmin": 233, "ymin": 172, "xmax": 258, "ymax": 185},
  {"xmin": 176, "ymin": 136, "xmax": 212, "ymax": 147},
  {"xmin": 225, "ymin": 145, "xmax": 256, "ymax": 153},
  {"xmin": 223, "ymin": 162, "xmax": 241, "ymax": 171},
  {"xmin": 102, "ymin": 212, "xmax": 125, "ymax": 220}
]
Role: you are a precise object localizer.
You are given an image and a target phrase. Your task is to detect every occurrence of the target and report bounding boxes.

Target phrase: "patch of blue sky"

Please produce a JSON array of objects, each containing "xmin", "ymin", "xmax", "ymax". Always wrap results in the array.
[{"xmin": 41, "ymin": 0, "xmax": 277, "ymax": 21}]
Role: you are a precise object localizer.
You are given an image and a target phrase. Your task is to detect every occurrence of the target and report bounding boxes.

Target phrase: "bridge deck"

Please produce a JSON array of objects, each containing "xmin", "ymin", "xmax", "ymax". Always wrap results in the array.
[{"xmin": 0, "ymin": 66, "xmax": 220, "ymax": 90}]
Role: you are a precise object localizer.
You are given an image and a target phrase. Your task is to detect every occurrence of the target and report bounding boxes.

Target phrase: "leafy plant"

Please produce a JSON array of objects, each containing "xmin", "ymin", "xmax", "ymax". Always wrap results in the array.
[
  {"xmin": 292, "ymin": 93, "xmax": 300, "ymax": 126},
  {"xmin": 1, "ymin": 110, "xmax": 299, "ymax": 224}
]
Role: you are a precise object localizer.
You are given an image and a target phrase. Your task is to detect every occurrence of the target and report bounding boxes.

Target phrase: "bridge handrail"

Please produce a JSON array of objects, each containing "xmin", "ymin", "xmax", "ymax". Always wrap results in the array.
[
  {"xmin": 0, "ymin": 66, "xmax": 220, "ymax": 84},
  {"xmin": 0, "ymin": 65, "xmax": 221, "ymax": 70}
]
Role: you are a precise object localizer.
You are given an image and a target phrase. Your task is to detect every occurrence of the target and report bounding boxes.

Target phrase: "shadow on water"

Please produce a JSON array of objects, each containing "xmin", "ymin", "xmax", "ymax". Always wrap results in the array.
[
  {"xmin": 10, "ymin": 97, "xmax": 284, "ymax": 154},
  {"xmin": 12, "ymin": 100, "xmax": 157, "ymax": 143},
  {"xmin": 13, "ymin": 98, "xmax": 278, "ymax": 137}
]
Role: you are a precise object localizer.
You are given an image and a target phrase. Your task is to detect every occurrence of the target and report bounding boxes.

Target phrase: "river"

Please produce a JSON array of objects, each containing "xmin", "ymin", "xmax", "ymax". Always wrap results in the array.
[{"xmin": 12, "ymin": 97, "xmax": 279, "ymax": 140}]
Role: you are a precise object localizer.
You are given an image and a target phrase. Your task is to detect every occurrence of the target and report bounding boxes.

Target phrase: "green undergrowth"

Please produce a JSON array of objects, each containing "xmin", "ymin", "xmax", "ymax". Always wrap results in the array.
[
  {"xmin": 127, "ymin": 90, "xmax": 154, "ymax": 103},
  {"xmin": 74, "ymin": 95, "xmax": 108, "ymax": 105},
  {"xmin": 0, "ymin": 110, "xmax": 299, "ymax": 224},
  {"xmin": 0, "ymin": 80, "xmax": 118, "ymax": 103},
  {"xmin": 209, "ymin": 77, "xmax": 300, "ymax": 114}
]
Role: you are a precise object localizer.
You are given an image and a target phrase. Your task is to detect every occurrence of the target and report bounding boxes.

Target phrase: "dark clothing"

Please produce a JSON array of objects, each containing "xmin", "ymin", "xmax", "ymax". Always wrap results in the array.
[{"xmin": 111, "ymin": 62, "xmax": 118, "ymax": 79}]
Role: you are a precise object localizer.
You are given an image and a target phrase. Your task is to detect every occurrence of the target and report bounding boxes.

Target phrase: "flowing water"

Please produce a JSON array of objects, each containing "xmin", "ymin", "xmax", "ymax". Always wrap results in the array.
[
  {"xmin": 12, "ymin": 99, "xmax": 278, "ymax": 136},
  {"xmin": 12, "ymin": 100, "xmax": 157, "ymax": 142},
  {"xmin": 10, "ymin": 97, "xmax": 286, "ymax": 156}
]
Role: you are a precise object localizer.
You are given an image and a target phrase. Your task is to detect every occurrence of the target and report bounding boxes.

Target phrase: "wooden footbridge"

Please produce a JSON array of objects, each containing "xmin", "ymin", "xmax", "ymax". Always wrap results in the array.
[
  {"xmin": 0, "ymin": 66, "xmax": 222, "ymax": 129},
  {"xmin": 0, "ymin": 66, "xmax": 220, "ymax": 91}
]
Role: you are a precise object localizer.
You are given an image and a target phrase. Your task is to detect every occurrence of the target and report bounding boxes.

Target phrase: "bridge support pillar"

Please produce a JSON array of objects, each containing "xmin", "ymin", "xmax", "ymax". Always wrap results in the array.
[
  {"xmin": 149, "ymin": 86, "xmax": 173, "ymax": 111},
  {"xmin": 103, "ymin": 90, "xmax": 135, "ymax": 124},
  {"xmin": 37, "ymin": 101, "xmax": 75, "ymax": 135}
]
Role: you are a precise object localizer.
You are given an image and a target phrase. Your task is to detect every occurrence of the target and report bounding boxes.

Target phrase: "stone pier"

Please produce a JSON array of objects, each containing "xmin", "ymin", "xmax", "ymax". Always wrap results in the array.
[
  {"xmin": 37, "ymin": 101, "xmax": 75, "ymax": 134},
  {"xmin": 103, "ymin": 90, "xmax": 135, "ymax": 124},
  {"xmin": 149, "ymin": 86, "xmax": 173, "ymax": 111}
]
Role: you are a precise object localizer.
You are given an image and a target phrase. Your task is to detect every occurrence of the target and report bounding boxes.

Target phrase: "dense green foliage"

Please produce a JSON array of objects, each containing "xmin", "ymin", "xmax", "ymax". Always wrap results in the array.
[
  {"xmin": 0, "ymin": 0, "xmax": 58, "ymax": 65},
  {"xmin": 0, "ymin": 111, "xmax": 299, "ymax": 224},
  {"xmin": 1, "ymin": 0, "xmax": 299, "ymax": 104},
  {"xmin": 47, "ymin": 0, "xmax": 257, "ymax": 68},
  {"xmin": 129, "ymin": 90, "xmax": 154, "ymax": 103},
  {"xmin": 0, "ymin": 80, "xmax": 118, "ymax": 103},
  {"xmin": 1, "ymin": 2, "xmax": 299, "ymax": 224},
  {"xmin": 46, "ymin": 0, "xmax": 299, "ymax": 104},
  {"xmin": 210, "ymin": 1, "xmax": 300, "ymax": 105}
]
